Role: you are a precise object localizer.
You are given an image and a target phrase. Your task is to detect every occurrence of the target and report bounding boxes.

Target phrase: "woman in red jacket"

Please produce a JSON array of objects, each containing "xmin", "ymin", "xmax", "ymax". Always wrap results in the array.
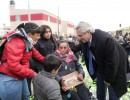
[{"xmin": 0, "ymin": 22, "xmax": 44, "ymax": 100}]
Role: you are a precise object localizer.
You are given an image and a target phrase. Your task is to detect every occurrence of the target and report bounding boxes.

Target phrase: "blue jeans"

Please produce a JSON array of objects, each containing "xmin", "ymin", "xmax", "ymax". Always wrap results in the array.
[
  {"xmin": 0, "ymin": 74, "xmax": 30, "ymax": 100},
  {"xmin": 96, "ymin": 68, "xmax": 119, "ymax": 100}
]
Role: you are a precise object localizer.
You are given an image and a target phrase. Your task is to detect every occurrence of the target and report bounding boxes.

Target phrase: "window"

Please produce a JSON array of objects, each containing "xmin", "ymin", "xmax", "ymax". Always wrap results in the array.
[
  {"xmin": 15, "ymin": 15, "xmax": 21, "ymax": 21},
  {"xmin": 48, "ymin": 16, "xmax": 50, "ymax": 22}
]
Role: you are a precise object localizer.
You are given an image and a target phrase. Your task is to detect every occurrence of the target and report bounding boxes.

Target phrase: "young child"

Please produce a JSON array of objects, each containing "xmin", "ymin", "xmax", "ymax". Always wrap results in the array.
[
  {"xmin": 32, "ymin": 54, "xmax": 63, "ymax": 100},
  {"xmin": 55, "ymin": 40, "xmax": 90, "ymax": 100}
]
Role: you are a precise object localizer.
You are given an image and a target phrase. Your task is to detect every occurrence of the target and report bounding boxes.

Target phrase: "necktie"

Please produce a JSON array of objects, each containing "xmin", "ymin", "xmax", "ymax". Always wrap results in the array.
[{"xmin": 87, "ymin": 42, "xmax": 94, "ymax": 75}]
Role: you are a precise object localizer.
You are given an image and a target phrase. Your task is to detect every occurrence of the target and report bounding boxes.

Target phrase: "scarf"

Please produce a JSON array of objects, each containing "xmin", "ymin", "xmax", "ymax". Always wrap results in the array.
[
  {"xmin": 56, "ymin": 48, "xmax": 75, "ymax": 63},
  {"xmin": 7, "ymin": 28, "xmax": 33, "ymax": 52}
]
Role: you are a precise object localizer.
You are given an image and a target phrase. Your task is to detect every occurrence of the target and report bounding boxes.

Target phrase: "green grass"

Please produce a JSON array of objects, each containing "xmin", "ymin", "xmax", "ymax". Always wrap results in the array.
[{"xmin": 29, "ymin": 96, "xmax": 34, "ymax": 100}]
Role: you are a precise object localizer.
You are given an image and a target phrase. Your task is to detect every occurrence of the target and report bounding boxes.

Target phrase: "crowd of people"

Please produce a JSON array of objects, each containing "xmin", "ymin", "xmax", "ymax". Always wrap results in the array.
[{"xmin": 0, "ymin": 21, "xmax": 129, "ymax": 100}]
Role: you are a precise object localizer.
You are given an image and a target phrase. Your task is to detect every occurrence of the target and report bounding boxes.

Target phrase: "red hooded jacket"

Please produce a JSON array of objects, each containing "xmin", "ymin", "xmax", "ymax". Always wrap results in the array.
[{"xmin": 0, "ymin": 33, "xmax": 44, "ymax": 80}]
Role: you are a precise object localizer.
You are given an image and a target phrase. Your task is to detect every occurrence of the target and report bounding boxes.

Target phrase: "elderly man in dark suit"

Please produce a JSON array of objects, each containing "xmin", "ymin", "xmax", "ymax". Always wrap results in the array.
[{"xmin": 73, "ymin": 21, "xmax": 128, "ymax": 100}]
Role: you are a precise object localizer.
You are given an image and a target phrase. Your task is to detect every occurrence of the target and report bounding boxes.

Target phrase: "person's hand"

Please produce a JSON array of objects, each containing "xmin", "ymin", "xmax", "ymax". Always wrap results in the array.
[
  {"xmin": 62, "ymin": 85, "xmax": 69, "ymax": 91},
  {"xmin": 104, "ymin": 81, "xmax": 110, "ymax": 86},
  {"xmin": 61, "ymin": 79, "xmax": 66, "ymax": 86},
  {"xmin": 61, "ymin": 79, "xmax": 69, "ymax": 91},
  {"xmin": 78, "ymin": 73, "xmax": 83, "ymax": 81}
]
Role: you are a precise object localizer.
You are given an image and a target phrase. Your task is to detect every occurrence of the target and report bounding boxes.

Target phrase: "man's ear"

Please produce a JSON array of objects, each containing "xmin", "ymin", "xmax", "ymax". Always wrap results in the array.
[
  {"xmin": 28, "ymin": 32, "xmax": 32, "ymax": 37},
  {"xmin": 51, "ymin": 69, "xmax": 56, "ymax": 74}
]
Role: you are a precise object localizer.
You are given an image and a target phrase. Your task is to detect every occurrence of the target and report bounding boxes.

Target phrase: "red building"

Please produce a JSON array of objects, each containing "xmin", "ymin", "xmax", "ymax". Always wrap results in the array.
[{"xmin": 10, "ymin": 0, "xmax": 75, "ymax": 36}]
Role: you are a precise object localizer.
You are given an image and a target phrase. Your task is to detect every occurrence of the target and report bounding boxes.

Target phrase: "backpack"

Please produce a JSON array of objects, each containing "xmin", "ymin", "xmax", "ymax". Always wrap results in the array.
[
  {"xmin": 0, "ymin": 28, "xmax": 33, "ymax": 65},
  {"xmin": 0, "ymin": 38, "xmax": 7, "ymax": 65}
]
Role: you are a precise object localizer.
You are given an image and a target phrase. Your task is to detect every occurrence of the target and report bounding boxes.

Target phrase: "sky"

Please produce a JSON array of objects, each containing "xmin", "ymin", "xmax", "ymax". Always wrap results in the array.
[{"xmin": 0, "ymin": 0, "xmax": 130, "ymax": 31}]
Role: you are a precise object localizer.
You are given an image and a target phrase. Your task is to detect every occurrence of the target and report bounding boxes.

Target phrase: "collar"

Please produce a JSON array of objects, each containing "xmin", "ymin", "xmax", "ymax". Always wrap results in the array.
[
  {"xmin": 41, "ymin": 70, "xmax": 56, "ymax": 79},
  {"xmin": 89, "ymin": 35, "xmax": 92, "ymax": 44},
  {"xmin": 28, "ymin": 37, "xmax": 36, "ymax": 45},
  {"xmin": 89, "ymin": 31, "xmax": 96, "ymax": 48}
]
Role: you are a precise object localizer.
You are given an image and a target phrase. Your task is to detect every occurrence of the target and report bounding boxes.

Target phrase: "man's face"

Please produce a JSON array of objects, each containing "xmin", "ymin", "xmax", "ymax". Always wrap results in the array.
[
  {"xmin": 30, "ymin": 33, "xmax": 40, "ymax": 42},
  {"xmin": 76, "ymin": 28, "xmax": 92, "ymax": 43}
]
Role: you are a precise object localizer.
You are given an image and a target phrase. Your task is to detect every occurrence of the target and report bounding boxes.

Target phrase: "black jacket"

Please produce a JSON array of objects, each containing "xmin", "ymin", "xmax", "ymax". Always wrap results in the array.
[
  {"xmin": 72, "ymin": 29, "xmax": 128, "ymax": 97},
  {"xmin": 34, "ymin": 37, "xmax": 57, "ymax": 71},
  {"xmin": 35, "ymin": 37, "xmax": 57, "ymax": 56}
]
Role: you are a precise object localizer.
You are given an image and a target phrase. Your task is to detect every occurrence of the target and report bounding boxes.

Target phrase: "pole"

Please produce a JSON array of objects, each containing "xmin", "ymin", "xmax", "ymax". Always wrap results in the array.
[
  {"xmin": 28, "ymin": 0, "xmax": 30, "ymax": 22},
  {"xmin": 57, "ymin": 5, "xmax": 59, "ymax": 36}
]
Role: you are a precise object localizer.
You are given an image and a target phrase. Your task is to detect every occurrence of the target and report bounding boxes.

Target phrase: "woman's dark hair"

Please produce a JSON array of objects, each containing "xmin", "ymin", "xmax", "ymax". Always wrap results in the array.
[
  {"xmin": 57, "ymin": 40, "xmax": 69, "ymax": 47},
  {"xmin": 43, "ymin": 54, "xmax": 62, "ymax": 72},
  {"xmin": 15, "ymin": 22, "xmax": 40, "ymax": 35},
  {"xmin": 39, "ymin": 25, "xmax": 52, "ymax": 38}
]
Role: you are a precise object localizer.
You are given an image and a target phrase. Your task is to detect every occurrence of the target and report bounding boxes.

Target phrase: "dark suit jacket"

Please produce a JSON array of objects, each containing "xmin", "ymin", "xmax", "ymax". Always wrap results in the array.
[{"xmin": 72, "ymin": 29, "xmax": 128, "ymax": 97}]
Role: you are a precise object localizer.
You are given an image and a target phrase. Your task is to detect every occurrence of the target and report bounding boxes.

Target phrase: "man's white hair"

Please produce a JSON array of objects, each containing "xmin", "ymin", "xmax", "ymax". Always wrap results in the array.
[{"xmin": 75, "ymin": 21, "xmax": 95, "ymax": 34}]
